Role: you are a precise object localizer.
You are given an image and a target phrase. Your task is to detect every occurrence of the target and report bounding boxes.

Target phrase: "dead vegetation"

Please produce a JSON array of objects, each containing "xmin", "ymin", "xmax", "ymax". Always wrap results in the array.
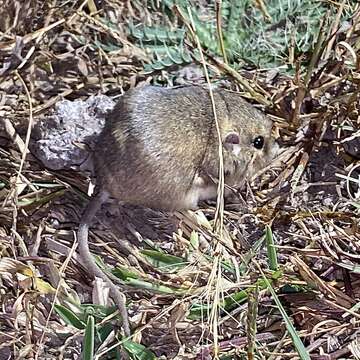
[{"xmin": 0, "ymin": 1, "xmax": 360, "ymax": 359}]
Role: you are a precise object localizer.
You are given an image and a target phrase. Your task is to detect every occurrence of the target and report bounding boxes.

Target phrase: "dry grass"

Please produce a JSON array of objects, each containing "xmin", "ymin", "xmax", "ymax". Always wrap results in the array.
[{"xmin": 0, "ymin": 1, "xmax": 360, "ymax": 359}]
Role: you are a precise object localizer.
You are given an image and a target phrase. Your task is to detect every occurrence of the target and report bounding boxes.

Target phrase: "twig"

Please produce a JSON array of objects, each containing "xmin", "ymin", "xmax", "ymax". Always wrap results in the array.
[
  {"xmin": 176, "ymin": 5, "xmax": 225, "ymax": 234},
  {"xmin": 1, "ymin": 118, "xmax": 26, "ymax": 154},
  {"xmin": 324, "ymin": 0, "xmax": 346, "ymax": 60},
  {"xmin": 215, "ymin": 0, "xmax": 228, "ymax": 64},
  {"xmin": 207, "ymin": 54, "xmax": 271, "ymax": 106},
  {"xmin": 0, "ymin": 19, "xmax": 64, "ymax": 52},
  {"xmin": 13, "ymin": 71, "xmax": 33, "ymax": 178},
  {"xmin": 291, "ymin": 19, "xmax": 326, "ymax": 125},
  {"xmin": 254, "ymin": 0, "xmax": 272, "ymax": 22},
  {"xmin": 175, "ymin": 5, "xmax": 228, "ymax": 356}
]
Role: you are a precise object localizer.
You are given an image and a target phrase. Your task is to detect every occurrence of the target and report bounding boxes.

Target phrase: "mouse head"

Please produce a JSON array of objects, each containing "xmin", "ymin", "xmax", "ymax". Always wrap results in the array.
[{"xmin": 219, "ymin": 92, "xmax": 277, "ymax": 182}]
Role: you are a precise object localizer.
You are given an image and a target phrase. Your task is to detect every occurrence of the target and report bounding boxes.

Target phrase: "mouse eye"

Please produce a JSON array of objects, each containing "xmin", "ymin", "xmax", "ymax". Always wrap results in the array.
[{"xmin": 253, "ymin": 136, "xmax": 264, "ymax": 149}]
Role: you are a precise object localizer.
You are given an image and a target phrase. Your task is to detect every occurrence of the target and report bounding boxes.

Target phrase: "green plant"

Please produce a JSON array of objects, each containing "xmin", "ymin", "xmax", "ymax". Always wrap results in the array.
[
  {"xmin": 55, "ymin": 304, "xmax": 157, "ymax": 359},
  {"xmin": 121, "ymin": 0, "xmax": 356, "ymax": 73}
]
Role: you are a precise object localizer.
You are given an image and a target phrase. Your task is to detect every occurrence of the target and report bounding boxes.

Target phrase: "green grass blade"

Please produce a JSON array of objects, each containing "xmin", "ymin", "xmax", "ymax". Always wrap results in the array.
[
  {"xmin": 112, "ymin": 266, "xmax": 187, "ymax": 294},
  {"xmin": 141, "ymin": 249, "xmax": 188, "ymax": 272},
  {"xmin": 123, "ymin": 339, "xmax": 157, "ymax": 359},
  {"xmin": 247, "ymin": 285, "xmax": 259, "ymax": 359},
  {"xmin": 83, "ymin": 315, "xmax": 95, "ymax": 360},
  {"xmin": 54, "ymin": 305, "xmax": 86, "ymax": 330},
  {"xmin": 239, "ymin": 234, "xmax": 265, "ymax": 274},
  {"xmin": 265, "ymin": 225, "xmax": 279, "ymax": 271},
  {"xmin": 262, "ymin": 273, "xmax": 310, "ymax": 359}
]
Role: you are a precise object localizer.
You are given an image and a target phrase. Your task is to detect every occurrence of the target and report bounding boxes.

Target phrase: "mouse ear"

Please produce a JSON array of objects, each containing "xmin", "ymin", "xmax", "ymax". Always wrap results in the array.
[
  {"xmin": 224, "ymin": 132, "xmax": 241, "ymax": 155},
  {"xmin": 224, "ymin": 132, "xmax": 240, "ymax": 145}
]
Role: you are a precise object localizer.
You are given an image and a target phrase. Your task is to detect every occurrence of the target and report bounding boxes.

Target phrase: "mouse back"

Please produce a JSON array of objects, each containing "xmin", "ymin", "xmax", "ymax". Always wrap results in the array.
[
  {"xmin": 94, "ymin": 86, "xmax": 214, "ymax": 209},
  {"xmin": 93, "ymin": 85, "xmax": 275, "ymax": 210}
]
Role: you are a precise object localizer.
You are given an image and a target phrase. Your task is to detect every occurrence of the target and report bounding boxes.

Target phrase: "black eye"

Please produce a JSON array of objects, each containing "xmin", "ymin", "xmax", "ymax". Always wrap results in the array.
[{"xmin": 253, "ymin": 136, "xmax": 264, "ymax": 149}]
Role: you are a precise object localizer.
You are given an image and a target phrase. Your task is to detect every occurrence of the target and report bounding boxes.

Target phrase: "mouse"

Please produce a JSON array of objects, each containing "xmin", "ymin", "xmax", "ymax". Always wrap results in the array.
[{"xmin": 77, "ymin": 85, "xmax": 276, "ymax": 336}]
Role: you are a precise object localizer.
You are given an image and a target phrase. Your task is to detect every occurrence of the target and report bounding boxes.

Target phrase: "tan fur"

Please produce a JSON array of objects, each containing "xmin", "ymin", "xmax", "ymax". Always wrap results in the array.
[{"xmin": 94, "ymin": 85, "xmax": 275, "ymax": 210}]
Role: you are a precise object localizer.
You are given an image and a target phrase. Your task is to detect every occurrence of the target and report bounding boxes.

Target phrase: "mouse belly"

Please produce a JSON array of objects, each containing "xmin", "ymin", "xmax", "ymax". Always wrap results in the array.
[{"xmin": 178, "ymin": 184, "xmax": 218, "ymax": 210}]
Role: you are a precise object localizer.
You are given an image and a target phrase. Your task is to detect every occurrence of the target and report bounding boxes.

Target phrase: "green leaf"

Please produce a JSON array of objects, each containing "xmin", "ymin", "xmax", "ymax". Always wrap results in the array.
[
  {"xmin": 83, "ymin": 315, "xmax": 95, "ymax": 360},
  {"xmin": 126, "ymin": 0, "xmax": 354, "ymax": 73},
  {"xmin": 80, "ymin": 303, "xmax": 118, "ymax": 319},
  {"xmin": 141, "ymin": 249, "xmax": 188, "ymax": 272},
  {"xmin": 111, "ymin": 266, "xmax": 140, "ymax": 281},
  {"xmin": 17, "ymin": 189, "xmax": 66, "ymax": 207},
  {"xmin": 127, "ymin": 277, "xmax": 186, "ymax": 295},
  {"xmin": 123, "ymin": 340, "xmax": 157, "ymax": 360},
  {"xmin": 54, "ymin": 305, "xmax": 86, "ymax": 330},
  {"xmin": 112, "ymin": 266, "xmax": 187, "ymax": 294},
  {"xmin": 96, "ymin": 323, "xmax": 114, "ymax": 343},
  {"xmin": 189, "ymin": 231, "xmax": 199, "ymax": 250}
]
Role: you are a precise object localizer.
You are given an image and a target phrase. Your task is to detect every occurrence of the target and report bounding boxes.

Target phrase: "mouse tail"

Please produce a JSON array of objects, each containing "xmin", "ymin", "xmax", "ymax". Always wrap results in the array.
[{"xmin": 77, "ymin": 190, "xmax": 131, "ymax": 336}]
